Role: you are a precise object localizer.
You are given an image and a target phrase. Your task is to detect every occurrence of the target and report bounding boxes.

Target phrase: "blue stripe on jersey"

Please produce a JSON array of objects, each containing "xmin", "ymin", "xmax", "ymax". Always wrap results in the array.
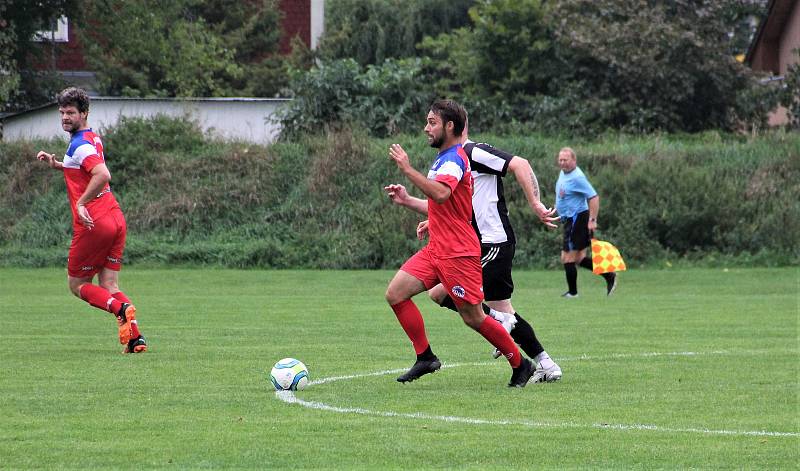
[
  {"xmin": 432, "ymin": 144, "xmax": 467, "ymax": 175},
  {"xmin": 66, "ymin": 129, "xmax": 93, "ymax": 156}
]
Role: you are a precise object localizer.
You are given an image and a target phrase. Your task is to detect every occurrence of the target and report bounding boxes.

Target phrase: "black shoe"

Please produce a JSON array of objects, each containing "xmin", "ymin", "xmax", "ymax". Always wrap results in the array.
[
  {"xmin": 606, "ymin": 273, "xmax": 618, "ymax": 296},
  {"xmin": 123, "ymin": 335, "xmax": 147, "ymax": 354},
  {"xmin": 508, "ymin": 357, "xmax": 535, "ymax": 388},
  {"xmin": 397, "ymin": 356, "xmax": 441, "ymax": 383}
]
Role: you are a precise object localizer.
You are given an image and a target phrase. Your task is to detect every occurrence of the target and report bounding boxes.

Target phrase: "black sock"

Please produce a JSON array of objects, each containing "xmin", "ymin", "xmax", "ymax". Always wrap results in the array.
[
  {"xmin": 580, "ymin": 256, "xmax": 614, "ymax": 283},
  {"xmin": 510, "ymin": 313, "xmax": 544, "ymax": 358},
  {"xmin": 564, "ymin": 262, "xmax": 578, "ymax": 294},
  {"xmin": 439, "ymin": 296, "xmax": 458, "ymax": 312},
  {"xmin": 417, "ymin": 345, "xmax": 436, "ymax": 361},
  {"xmin": 579, "ymin": 257, "xmax": 593, "ymax": 271}
]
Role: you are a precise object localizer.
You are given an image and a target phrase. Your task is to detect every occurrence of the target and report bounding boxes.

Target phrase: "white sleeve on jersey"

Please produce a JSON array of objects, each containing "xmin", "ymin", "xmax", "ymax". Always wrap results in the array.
[{"xmin": 63, "ymin": 143, "xmax": 98, "ymax": 169}]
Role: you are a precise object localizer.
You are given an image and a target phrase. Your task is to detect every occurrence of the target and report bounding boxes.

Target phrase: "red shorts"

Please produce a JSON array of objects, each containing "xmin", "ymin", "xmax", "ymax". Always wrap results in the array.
[
  {"xmin": 67, "ymin": 208, "xmax": 127, "ymax": 278},
  {"xmin": 400, "ymin": 246, "xmax": 484, "ymax": 307}
]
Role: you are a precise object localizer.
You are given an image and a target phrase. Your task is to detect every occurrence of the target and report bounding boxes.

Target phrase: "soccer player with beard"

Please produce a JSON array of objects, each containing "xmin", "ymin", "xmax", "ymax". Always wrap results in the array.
[
  {"xmin": 36, "ymin": 87, "xmax": 147, "ymax": 354},
  {"xmin": 385, "ymin": 119, "xmax": 563, "ymax": 383},
  {"xmin": 385, "ymin": 99, "xmax": 535, "ymax": 387}
]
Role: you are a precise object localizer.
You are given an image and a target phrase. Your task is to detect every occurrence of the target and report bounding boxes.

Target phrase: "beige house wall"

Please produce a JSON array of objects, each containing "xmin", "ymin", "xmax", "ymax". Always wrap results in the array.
[{"xmin": 779, "ymin": 1, "xmax": 800, "ymax": 74}]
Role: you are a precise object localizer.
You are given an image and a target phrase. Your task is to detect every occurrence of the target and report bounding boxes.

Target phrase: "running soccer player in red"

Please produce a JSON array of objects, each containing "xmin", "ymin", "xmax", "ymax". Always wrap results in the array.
[
  {"xmin": 385, "ymin": 99, "xmax": 534, "ymax": 387},
  {"xmin": 36, "ymin": 87, "xmax": 147, "ymax": 354}
]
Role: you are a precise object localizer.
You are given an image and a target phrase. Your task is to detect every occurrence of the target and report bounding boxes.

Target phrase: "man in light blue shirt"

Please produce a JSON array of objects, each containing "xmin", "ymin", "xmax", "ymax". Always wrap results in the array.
[{"xmin": 555, "ymin": 147, "xmax": 617, "ymax": 297}]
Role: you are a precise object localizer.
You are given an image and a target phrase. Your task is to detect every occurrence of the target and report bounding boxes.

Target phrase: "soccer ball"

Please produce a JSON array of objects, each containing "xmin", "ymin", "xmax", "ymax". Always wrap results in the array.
[{"xmin": 270, "ymin": 358, "xmax": 309, "ymax": 391}]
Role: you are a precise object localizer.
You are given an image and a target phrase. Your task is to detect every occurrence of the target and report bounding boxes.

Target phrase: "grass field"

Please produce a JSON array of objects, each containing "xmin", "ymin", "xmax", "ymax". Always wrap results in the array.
[{"xmin": 0, "ymin": 267, "xmax": 797, "ymax": 469}]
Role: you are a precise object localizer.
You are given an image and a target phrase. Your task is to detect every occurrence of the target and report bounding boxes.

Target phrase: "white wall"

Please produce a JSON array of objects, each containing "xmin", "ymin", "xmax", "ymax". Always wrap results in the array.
[
  {"xmin": 311, "ymin": 0, "xmax": 325, "ymax": 50},
  {"xmin": 1, "ymin": 97, "xmax": 290, "ymax": 144}
]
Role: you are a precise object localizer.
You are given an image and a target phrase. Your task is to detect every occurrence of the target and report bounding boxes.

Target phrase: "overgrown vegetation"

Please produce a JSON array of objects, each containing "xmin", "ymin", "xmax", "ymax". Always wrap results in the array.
[
  {"xmin": 292, "ymin": 0, "xmax": 783, "ymax": 136},
  {"xmin": 3, "ymin": 0, "xmax": 784, "ymax": 136},
  {"xmin": 1, "ymin": 116, "xmax": 797, "ymax": 269}
]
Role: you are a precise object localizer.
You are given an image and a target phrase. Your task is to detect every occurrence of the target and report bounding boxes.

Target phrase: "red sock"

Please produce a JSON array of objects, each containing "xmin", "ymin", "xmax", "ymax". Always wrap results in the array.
[
  {"xmin": 478, "ymin": 316, "xmax": 522, "ymax": 368},
  {"xmin": 79, "ymin": 284, "xmax": 123, "ymax": 316},
  {"xmin": 111, "ymin": 291, "xmax": 130, "ymax": 303},
  {"xmin": 391, "ymin": 300, "xmax": 429, "ymax": 355},
  {"xmin": 112, "ymin": 292, "xmax": 141, "ymax": 337}
]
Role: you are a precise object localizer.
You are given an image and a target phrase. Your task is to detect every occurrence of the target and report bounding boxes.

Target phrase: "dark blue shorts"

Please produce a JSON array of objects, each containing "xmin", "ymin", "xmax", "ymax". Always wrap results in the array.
[{"xmin": 562, "ymin": 210, "xmax": 591, "ymax": 252}]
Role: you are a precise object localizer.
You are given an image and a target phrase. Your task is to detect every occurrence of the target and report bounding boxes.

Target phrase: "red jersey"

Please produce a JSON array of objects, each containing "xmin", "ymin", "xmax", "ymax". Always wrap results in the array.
[
  {"xmin": 62, "ymin": 129, "xmax": 120, "ymax": 231},
  {"xmin": 425, "ymin": 144, "xmax": 481, "ymax": 258}
]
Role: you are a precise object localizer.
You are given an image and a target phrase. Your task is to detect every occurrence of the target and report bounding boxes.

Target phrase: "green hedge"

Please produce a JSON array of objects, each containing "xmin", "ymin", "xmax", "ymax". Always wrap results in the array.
[{"xmin": 1, "ymin": 116, "xmax": 797, "ymax": 269}]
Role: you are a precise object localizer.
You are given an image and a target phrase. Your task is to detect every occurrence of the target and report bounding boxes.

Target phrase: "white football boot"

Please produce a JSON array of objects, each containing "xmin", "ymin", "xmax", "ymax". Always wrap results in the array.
[{"xmin": 531, "ymin": 361, "xmax": 563, "ymax": 383}]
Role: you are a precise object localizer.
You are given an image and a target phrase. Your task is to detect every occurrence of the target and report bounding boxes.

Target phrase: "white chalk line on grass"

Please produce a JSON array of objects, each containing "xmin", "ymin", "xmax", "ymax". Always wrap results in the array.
[{"xmin": 274, "ymin": 350, "xmax": 800, "ymax": 438}]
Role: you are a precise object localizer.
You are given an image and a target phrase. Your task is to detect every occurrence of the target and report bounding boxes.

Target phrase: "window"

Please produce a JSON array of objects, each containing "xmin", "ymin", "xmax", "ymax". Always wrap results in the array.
[{"xmin": 32, "ymin": 16, "xmax": 69, "ymax": 43}]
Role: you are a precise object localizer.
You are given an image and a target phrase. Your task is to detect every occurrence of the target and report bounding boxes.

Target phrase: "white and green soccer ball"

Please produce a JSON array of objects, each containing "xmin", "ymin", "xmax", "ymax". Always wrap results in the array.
[{"xmin": 270, "ymin": 358, "xmax": 309, "ymax": 391}]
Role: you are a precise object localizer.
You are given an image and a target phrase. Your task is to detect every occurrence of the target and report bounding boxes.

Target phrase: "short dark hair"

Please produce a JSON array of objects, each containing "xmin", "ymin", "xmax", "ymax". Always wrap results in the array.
[
  {"xmin": 430, "ymin": 99, "xmax": 466, "ymax": 137},
  {"xmin": 57, "ymin": 87, "xmax": 90, "ymax": 113}
]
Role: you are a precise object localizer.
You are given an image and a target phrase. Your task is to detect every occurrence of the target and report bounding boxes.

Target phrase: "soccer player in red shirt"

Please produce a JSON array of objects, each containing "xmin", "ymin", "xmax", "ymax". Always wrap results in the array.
[
  {"xmin": 385, "ymin": 99, "xmax": 534, "ymax": 387},
  {"xmin": 36, "ymin": 87, "xmax": 147, "ymax": 354}
]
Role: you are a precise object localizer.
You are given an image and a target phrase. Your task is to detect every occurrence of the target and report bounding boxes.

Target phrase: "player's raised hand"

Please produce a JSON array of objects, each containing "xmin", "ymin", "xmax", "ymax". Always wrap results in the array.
[
  {"xmin": 389, "ymin": 144, "xmax": 411, "ymax": 171},
  {"xmin": 534, "ymin": 201, "xmax": 559, "ymax": 228},
  {"xmin": 383, "ymin": 183, "xmax": 409, "ymax": 205},
  {"xmin": 36, "ymin": 151, "xmax": 63, "ymax": 170}
]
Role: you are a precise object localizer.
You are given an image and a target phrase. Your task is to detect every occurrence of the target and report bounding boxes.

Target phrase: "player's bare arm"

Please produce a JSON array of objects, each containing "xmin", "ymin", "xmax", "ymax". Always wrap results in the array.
[
  {"xmin": 389, "ymin": 144, "xmax": 451, "ymax": 204},
  {"xmin": 508, "ymin": 156, "xmax": 558, "ymax": 228},
  {"xmin": 383, "ymin": 183, "xmax": 429, "ymax": 215},
  {"xmin": 587, "ymin": 195, "xmax": 600, "ymax": 233},
  {"xmin": 75, "ymin": 163, "xmax": 112, "ymax": 229},
  {"xmin": 36, "ymin": 151, "xmax": 64, "ymax": 170}
]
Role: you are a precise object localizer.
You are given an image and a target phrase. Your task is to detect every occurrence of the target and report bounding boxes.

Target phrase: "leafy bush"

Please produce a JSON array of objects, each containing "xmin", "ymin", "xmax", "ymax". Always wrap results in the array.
[
  {"xmin": 278, "ymin": 58, "xmax": 435, "ymax": 138},
  {"xmin": 1, "ymin": 116, "xmax": 797, "ymax": 269}
]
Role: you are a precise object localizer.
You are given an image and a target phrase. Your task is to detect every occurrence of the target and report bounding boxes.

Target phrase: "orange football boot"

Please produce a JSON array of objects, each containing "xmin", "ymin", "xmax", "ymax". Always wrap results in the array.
[{"xmin": 116, "ymin": 303, "xmax": 137, "ymax": 345}]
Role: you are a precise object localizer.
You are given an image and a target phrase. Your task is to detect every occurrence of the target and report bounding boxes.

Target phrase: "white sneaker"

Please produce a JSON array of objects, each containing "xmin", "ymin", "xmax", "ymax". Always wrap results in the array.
[
  {"xmin": 561, "ymin": 291, "xmax": 578, "ymax": 298},
  {"xmin": 489, "ymin": 309, "xmax": 517, "ymax": 333},
  {"xmin": 530, "ymin": 362, "xmax": 562, "ymax": 383}
]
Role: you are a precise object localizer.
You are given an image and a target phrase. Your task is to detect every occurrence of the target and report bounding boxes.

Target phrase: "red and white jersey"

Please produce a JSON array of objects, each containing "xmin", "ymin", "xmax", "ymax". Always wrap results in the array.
[
  {"xmin": 62, "ymin": 129, "xmax": 119, "ymax": 230},
  {"xmin": 425, "ymin": 144, "xmax": 481, "ymax": 258}
]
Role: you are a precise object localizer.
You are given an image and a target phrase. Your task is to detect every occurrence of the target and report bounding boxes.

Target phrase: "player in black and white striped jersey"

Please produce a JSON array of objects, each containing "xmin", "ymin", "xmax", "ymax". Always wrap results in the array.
[{"xmin": 384, "ymin": 121, "xmax": 563, "ymax": 383}]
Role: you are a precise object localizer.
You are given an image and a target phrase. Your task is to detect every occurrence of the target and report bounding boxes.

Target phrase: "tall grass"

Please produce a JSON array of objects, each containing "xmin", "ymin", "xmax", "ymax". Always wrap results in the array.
[{"xmin": 0, "ymin": 116, "xmax": 797, "ymax": 269}]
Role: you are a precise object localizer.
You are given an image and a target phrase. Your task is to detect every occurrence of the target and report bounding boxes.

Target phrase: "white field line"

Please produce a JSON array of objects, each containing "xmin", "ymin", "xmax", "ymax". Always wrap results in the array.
[{"xmin": 275, "ymin": 350, "xmax": 800, "ymax": 438}]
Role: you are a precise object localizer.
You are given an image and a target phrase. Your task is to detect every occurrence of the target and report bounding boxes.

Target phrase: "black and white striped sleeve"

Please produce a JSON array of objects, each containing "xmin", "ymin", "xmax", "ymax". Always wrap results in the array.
[{"xmin": 463, "ymin": 141, "xmax": 512, "ymax": 176}]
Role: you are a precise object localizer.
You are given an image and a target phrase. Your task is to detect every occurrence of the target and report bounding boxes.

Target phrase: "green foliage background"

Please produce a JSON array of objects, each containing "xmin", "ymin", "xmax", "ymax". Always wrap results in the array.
[{"xmin": 1, "ymin": 116, "xmax": 797, "ymax": 269}]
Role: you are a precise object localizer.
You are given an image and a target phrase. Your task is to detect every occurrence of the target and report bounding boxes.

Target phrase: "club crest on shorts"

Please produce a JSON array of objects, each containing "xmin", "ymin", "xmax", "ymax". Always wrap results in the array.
[{"xmin": 451, "ymin": 285, "xmax": 466, "ymax": 298}]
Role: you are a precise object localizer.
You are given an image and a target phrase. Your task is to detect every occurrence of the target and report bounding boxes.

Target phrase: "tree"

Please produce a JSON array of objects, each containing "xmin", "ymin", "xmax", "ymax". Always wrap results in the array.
[
  {"xmin": 79, "ymin": 0, "xmax": 293, "ymax": 98},
  {"xmin": 318, "ymin": 0, "xmax": 474, "ymax": 66},
  {"xmin": 278, "ymin": 58, "xmax": 434, "ymax": 138},
  {"xmin": 79, "ymin": 0, "xmax": 238, "ymax": 97},
  {"xmin": 549, "ymin": 0, "xmax": 755, "ymax": 132},
  {"xmin": 0, "ymin": 9, "xmax": 20, "ymax": 108},
  {"xmin": 186, "ymin": 0, "xmax": 290, "ymax": 96},
  {"xmin": 0, "ymin": 0, "xmax": 81, "ymax": 113}
]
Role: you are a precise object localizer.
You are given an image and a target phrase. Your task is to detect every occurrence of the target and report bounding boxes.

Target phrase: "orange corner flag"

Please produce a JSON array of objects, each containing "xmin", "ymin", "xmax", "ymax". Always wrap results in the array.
[{"xmin": 590, "ymin": 238, "xmax": 626, "ymax": 275}]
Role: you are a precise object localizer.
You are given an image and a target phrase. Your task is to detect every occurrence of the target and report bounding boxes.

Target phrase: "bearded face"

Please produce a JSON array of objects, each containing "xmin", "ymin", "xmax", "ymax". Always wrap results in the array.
[{"xmin": 59, "ymin": 106, "xmax": 87, "ymax": 133}]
